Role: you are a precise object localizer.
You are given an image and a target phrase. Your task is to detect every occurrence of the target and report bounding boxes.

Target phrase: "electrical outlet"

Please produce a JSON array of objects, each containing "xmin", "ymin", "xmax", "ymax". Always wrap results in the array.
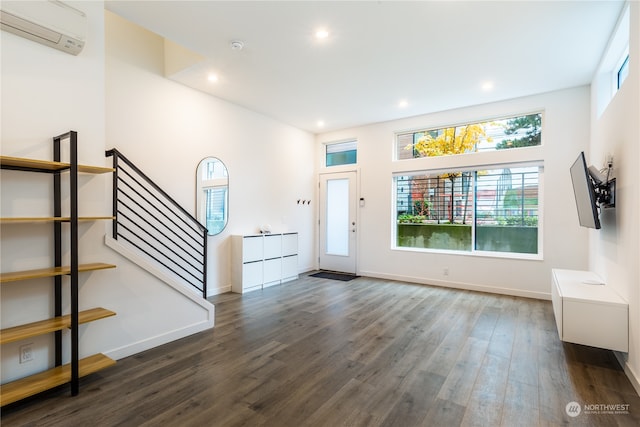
[
  {"xmin": 605, "ymin": 154, "xmax": 614, "ymax": 168},
  {"xmin": 443, "ymin": 267, "xmax": 449, "ymax": 276},
  {"xmin": 19, "ymin": 344, "xmax": 34, "ymax": 364}
]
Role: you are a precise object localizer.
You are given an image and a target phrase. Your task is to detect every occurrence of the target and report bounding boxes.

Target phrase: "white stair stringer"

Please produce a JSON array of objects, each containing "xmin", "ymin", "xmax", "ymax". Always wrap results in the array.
[{"xmin": 104, "ymin": 234, "xmax": 214, "ymax": 360}]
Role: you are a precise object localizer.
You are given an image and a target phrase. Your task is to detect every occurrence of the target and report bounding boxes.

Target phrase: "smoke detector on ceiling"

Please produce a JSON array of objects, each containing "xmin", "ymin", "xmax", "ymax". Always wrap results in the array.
[{"xmin": 230, "ymin": 40, "xmax": 244, "ymax": 51}]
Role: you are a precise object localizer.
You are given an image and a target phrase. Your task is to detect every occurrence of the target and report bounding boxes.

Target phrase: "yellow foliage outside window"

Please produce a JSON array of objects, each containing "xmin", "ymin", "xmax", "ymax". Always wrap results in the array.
[
  {"xmin": 410, "ymin": 123, "xmax": 490, "ymax": 158},
  {"xmin": 406, "ymin": 123, "xmax": 492, "ymax": 182}
]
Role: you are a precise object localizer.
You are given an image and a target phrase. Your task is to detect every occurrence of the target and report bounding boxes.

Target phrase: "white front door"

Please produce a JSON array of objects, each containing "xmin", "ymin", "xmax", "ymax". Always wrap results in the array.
[{"xmin": 319, "ymin": 172, "xmax": 357, "ymax": 274}]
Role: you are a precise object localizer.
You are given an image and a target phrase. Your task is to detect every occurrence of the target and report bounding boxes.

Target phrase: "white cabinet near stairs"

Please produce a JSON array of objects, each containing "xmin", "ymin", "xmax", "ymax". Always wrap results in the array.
[{"xmin": 231, "ymin": 233, "xmax": 298, "ymax": 293}]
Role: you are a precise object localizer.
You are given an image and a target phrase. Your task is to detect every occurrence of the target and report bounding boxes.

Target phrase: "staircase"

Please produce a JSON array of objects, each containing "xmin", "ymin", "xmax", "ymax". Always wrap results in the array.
[{"xmin": 105, "ymin": 149, "xmax": 208, "ymax": 298}]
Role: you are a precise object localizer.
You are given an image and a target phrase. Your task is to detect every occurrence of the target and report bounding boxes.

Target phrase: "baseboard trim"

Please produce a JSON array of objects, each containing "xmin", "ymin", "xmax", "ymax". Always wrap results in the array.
[
  {"xmin": 615, "ymin": 352, "xmax": 640, "ymax": 396},
  {"xmin": 359, "ymin": 270, "xmax": 551, "ymax": 300},
  {"xmin": 625, "ymin": 364, "xmax": 640, "ymax": 396},
  {"xmin": 208, "ymin": 285, "xmax": 231, "ymax": 296},
  {"xmin": 104, "ymin": 234, "xmax": 215, "ymax": 359},
  {"xmin": 104, "ymin": 318, "xmax": 214, "ymax": 360}
]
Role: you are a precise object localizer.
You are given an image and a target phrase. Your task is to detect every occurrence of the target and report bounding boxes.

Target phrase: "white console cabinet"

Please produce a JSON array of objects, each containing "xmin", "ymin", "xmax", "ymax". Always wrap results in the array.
[
  {"xmin": 231, "ymin": 233, "xmax": 298, "ymax": 293},
  {"xmin": 551, "ymin": 269, "xmax": 628, "ymax": 352}
]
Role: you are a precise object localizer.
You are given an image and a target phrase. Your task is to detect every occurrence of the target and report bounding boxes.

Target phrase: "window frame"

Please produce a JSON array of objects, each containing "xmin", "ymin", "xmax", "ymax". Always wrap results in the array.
[
  {"xmin": 392, "ymin": 163, "xmax": 543, "ymax": 260},
  {"xmin": 324, "ymin": 139, "xmax": 358, "ymax": 168},
  {"xmin": 391, "ymin": 111, "xmax": 545, "ymax": 260},
  {"xmin": 394, "ymin": 112, "xmax": 543, "ymax": 161},
  {"xmin": 615, "ymin": 50, "xmax": 630, "ymax": 90},
  {"xmin": 595, "ymin": 4, "xmax": 630, "ymax": 116}
]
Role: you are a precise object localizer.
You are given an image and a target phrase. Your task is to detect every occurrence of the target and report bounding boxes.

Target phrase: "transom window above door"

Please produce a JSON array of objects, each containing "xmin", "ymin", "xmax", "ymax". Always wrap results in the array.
[{"xmin": 325, "ymin": 140, "xmax": 357, "ymax": 167}]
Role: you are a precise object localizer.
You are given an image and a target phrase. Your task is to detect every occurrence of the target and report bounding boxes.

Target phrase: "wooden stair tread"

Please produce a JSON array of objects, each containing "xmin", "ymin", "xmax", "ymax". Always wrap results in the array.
[
  {"xmin": 0, "ymin": 155, "xmax": 114, "ymax": 174},
  {"xmin": 0, "ymin": 353, "xmax": 116, "ymax": 406},
  {"xmin": 0, "ymin": 263, "xmax": 116, "ymax": 283},
  {"xmin": 0, "ymin": 308, "xmax": 116, "ymax": 344},
  {"xmin": 1, "ymin": 216, "xmax": 115, "ymax": 223}
]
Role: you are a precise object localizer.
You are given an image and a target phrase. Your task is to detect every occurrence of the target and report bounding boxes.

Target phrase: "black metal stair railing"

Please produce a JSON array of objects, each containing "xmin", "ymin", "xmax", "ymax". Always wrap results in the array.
[{"xmin": 106, "ymin": 149, "xmax": 207, "ymax": 298}]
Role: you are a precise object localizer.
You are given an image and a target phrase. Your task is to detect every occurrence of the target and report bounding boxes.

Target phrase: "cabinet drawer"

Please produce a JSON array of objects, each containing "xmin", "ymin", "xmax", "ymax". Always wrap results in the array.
[
  {"xmin": 243, "ymin": 261, "xmax": 263, "ymax": 288},
  {"xmin": 263, "ymin": 258, "xmax": 281, "ymax": 285},
  {"xmin": 563, "ymin": 300, "xmax": 628, "ymax": 352},
  {"xmin": 282, "ymin": 255, "xmax": 298, "ymax": 281},
  {"xmin": 282, "ymin": 233, "xmax": 298, "ymax": 256},
  {"xmin": 264, "ymin": 234, "xmax": 282, "ymax": 259},
  {"xmin": 242, "ymin": 236, "xmax": 263, "ymax": 262}
]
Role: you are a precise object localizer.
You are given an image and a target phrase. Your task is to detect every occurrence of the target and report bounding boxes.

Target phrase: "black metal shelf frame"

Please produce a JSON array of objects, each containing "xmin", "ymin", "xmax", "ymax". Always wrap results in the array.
[
  {"xmin": 1, "ymin": 131, "xmax": 81, "ymax": 395},
  {"xmin": 54, "ymin": 131, "xmax": 80, "ymax": 394}
]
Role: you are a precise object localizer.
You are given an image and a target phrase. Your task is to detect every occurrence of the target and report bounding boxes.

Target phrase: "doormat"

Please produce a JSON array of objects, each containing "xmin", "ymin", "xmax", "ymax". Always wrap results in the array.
[{"xmin": 309, "ymin": 271, "xmax": 358, "ymax": 281}]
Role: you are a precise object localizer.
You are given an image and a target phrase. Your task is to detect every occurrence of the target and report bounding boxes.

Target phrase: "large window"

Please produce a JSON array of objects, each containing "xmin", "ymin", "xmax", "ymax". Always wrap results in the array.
[
  {"xmin": 395, "ymin": 166, "xmax": 540, "ymax": 255},
  {"xmin": 396, "ymin": 113, "xmax": 541, "ymax": 160}
]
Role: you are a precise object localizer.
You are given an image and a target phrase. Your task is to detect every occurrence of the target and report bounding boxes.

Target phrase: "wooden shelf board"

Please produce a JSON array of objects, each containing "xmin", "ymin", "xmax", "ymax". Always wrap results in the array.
[
  {"xmin": 0, "ymin": 353, "xmax": 116, "ymax": 406},
  {"xmin": 1, "ymin": 216, "xmax": 115, "ymax": 223},
  {"xmin": 0, "ymin": 156, "xmax": 67, "ymax": 172},
  {"xmin": 0, "ymin": 308, "xmax": 116, "ymax": 344},
  {"xmin": 77, "ymin": 165, "xmax": 114, "ymax": 174},
  {"xmin": 0, "ymin": 263, "xmax": 116, "ymax": 283},
  {"xmin": 0, "ymin": 156, "xmax": 113, "ymax": 174}
]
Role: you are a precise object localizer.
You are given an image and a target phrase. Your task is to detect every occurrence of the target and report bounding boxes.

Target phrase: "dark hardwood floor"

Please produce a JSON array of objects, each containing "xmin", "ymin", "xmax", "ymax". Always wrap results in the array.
[{"xmin": 2, "ymin": 274, "xmax": 639, "ymax": 426}]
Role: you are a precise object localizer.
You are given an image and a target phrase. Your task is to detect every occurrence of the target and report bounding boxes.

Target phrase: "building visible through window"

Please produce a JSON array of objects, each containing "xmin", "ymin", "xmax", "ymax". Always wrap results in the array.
[
  {"xmin": 394, "ymin": 112, "xmax": 542, "ymax": 257},
  {"xmin": 395, "ymin": 167, "xmax": 539, "ymax": 255}
]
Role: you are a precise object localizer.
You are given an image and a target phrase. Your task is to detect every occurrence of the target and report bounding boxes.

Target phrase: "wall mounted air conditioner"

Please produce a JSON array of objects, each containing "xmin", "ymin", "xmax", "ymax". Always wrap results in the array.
[{"xmin": 0, "ymin": 1, "xmax": 86, "ymax": 55}]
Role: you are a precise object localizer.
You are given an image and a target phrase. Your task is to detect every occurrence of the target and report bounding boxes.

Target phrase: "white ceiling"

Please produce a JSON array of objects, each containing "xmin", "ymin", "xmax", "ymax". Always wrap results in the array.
[{"xmin": 105, "ymin": 1, "xmax": 626, "ymax": 134}]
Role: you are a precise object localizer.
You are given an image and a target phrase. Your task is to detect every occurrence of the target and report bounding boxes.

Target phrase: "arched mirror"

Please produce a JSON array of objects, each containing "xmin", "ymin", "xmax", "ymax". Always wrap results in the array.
[{"xmin": 196, "ymin": 157, "xmax": 228, "ymax": 235}]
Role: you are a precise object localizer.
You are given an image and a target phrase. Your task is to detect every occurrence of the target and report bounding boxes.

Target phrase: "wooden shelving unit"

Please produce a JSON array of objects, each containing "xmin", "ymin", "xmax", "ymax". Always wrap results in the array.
[
  {"xmin": 1, "ymin": 216, "xmax": 115, "ymax": 223},
  {"xmin": 0, "ymin": 131, "xmax": 117, "ymax": 406},
  {"xmin": 1, "ymin": 308, "xmax": 116, "ymax": 345},
  {"xmin": 1, "ymin": 354, "xmax": 116, "ymax": 406},
  {"xmin": 0, "ymin": 263, "xmax": 115, "ymax": 283},
  {"xmin": 0, "ymin": 155, "xmax": 114, "ymax": 174}
]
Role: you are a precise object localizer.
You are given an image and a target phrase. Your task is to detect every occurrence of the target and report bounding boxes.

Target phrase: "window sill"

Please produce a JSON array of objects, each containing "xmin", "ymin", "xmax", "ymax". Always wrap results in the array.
[{"xmin": 391, "ymin": 245, "xmax": 543, "ymax": 261}]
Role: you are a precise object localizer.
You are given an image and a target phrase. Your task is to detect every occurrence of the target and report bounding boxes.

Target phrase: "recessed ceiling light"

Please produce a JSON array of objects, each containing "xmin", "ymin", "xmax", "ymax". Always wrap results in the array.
[
  {"xmin": 317, "ymin": 120, "xmax": 325, "ymax": 128},
  {"xmin": 208, "ymin": 73, "xmax": 219, "ymax": 83},
  {"xmin": 315, "ymin": 29, "xmax": 329, "ymax": 40},
  {"xmin": 398, "ymin": 99, "xmax": 409, "ymax": 108},
  {"xmin": 481, "ymin": 81, "xmax": 494, "ymax": 91}
]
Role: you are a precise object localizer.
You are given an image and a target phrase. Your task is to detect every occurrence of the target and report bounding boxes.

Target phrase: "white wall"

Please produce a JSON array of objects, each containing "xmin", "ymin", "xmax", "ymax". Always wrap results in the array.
[
  {"xmin": 0, "ymin": 0, "xmax": 117, "ymax": 383},
  {"xmin": 317, "ymin": 86, "xmax": 591, "ymax": 300},
  {"xmin": 590, "ymin": 1, "xmax": 640, "ymax": 393},
  {"xmin": 105, "ymin": 12, "xmax": 317, "ymax": 293},
  {"xmin": 0, "ymin": 3, "xmax": 316, "ymax": 384}
]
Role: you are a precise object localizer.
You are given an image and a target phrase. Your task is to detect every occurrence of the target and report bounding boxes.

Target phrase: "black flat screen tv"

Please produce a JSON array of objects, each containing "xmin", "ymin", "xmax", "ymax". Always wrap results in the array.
[{"xmin": 570, "ymin": 151, "xmax": 600, "ymax": 229}]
